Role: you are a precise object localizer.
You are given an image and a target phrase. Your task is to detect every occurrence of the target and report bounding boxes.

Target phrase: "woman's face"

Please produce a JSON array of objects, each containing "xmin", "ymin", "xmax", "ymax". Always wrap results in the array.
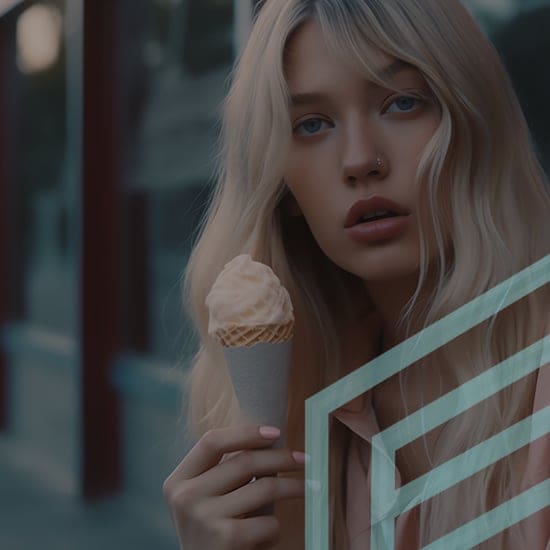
[{"xmin": 283, "ymin": 20, "xmax": 442, "ymax": 282}]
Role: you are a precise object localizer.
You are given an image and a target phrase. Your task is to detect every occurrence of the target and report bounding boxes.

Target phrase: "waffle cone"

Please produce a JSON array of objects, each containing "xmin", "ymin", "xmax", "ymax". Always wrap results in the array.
[{"xmin": 215, "ymin": 320, "xmax": 294, "ymax": 347}]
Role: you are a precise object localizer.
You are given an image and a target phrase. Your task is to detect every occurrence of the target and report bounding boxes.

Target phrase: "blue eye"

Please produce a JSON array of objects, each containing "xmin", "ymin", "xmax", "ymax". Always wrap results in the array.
[
  {"xmin": 385, "ymin": 96, "xmax": 421, "ymax": 113},
  {"xmin": 293, "ymin": 118, "xmax": 332, "ymax": 136},
  {"xmin": 293, "ymin": 96, "xmax": 422, "ymax": 136}
]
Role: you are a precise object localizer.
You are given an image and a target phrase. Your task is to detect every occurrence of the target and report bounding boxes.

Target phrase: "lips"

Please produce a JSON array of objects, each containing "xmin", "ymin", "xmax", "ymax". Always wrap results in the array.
[{"xmin": 344, "ymin": 195, "xmax": 410, "ymax": 228}]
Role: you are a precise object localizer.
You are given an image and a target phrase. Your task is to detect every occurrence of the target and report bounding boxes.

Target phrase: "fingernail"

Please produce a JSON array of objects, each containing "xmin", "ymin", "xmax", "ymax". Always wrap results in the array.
[
  {"xmin": 292, "ymin": 451, "xmax": 306, "ymax": 464},
  {"xmin": 259, "ymin": 426, "xmax": 281, "ymax": 439}
]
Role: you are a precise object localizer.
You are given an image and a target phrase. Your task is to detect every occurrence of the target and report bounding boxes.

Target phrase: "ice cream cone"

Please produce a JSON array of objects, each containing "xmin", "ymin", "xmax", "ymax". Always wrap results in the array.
[
  {"xmin": 206, "ymin": 254, "xmax": 296, "ymax": 517},
  {"xmin": 223, "ymin": 339, "xmax": 293, "ymax": 517},
  {"xmin": 214, "ymin": 320, "xmax": 294, "ymax": 347},
  {"xmin": 222, "ymin": 339, "xmax": 293, "ymax": 444}
]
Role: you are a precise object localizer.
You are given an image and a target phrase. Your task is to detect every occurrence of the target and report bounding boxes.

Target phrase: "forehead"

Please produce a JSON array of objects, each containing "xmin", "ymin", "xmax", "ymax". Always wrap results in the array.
[{"xmin": 284, "ymin": 19, "xmax": 417, "ymax": 93}]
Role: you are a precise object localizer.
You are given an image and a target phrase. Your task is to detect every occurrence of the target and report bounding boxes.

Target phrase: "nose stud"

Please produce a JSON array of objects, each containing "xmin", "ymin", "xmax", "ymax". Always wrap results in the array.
[{"xmin": 347, "ymin": 155, "xmax": 387, "ymax": 184}]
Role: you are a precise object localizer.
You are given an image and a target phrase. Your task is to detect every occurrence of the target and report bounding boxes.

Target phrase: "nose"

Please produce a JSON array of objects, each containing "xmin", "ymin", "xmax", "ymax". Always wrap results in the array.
[{"xmin": 341, "ymin": 125, "xmax": 389, "ymax": 185}]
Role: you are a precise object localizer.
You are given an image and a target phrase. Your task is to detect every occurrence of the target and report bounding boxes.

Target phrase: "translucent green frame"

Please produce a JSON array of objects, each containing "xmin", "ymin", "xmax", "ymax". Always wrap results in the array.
[{"xmin": 304, "ymin": 254, "xmax": 549, "ymax": 549}]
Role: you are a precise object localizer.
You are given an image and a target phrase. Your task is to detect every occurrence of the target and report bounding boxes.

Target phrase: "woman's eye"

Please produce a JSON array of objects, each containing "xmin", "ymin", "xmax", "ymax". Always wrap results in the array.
[
  {"xmin": 292, "ymin": 96, "xmax": 424, "ymax": 135},
  {"xmin": 293, "ymin": 117, "xmax": 332, "ymax": 136},
  {"xmin": 385, "ymin": 95, "xmax": 422, "ymax": 114}
]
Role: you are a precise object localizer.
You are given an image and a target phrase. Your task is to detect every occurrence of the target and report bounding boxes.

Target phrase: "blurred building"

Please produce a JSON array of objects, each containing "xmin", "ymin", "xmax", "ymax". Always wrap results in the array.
[{"xmin": 0, "ymin": 0, "xmax": 547, "ymax": 548}]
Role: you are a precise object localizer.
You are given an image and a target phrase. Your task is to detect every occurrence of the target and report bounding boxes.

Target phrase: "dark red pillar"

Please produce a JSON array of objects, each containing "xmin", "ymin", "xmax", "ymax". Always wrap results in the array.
[
  {"xmin": 0, "ymin": 3, "xmax": 26, "ymax": 432},
  {"xmin": 0, "ymin": 16, "xmax": 11, "ymax": 432},
  {"xmin": 81, "ymin": 0, "xmax": 122, "ymax": 498}
]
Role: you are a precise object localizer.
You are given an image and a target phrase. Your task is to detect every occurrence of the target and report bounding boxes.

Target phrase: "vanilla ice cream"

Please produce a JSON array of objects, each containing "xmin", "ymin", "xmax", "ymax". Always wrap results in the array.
[{"xmin": 205, "ymin": 254, "xmax": 294, "ymax": 347}]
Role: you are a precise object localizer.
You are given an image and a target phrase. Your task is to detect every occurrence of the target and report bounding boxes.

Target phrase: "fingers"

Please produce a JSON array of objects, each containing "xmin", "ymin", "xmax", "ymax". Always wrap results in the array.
[
  {"xmin": 164, "ymin": 424, "xmax": 281, "ymax": 489},
  {"xmin": 194, "ymin": 447, "xmax": 305, "ymax": 498},
  {"xmin": 206, "ymin": 475, "xmax": 305, "ymax": 519},
  {"xmin": 162, "ymin": 423, "xmax": 306, "ymax": 549}
]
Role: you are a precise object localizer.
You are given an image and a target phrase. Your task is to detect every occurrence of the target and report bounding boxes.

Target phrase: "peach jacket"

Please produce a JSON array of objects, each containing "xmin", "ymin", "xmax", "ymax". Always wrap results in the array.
[{"xmin": 332, "ymin": 336, "xmax": 550, "ymax": 549}]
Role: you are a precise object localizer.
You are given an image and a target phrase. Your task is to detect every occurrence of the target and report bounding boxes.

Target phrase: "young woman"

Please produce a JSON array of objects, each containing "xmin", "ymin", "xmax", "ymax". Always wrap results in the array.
[{"xmin": 162, "ymin": 1, "xmax": 550, "ymax": 548}]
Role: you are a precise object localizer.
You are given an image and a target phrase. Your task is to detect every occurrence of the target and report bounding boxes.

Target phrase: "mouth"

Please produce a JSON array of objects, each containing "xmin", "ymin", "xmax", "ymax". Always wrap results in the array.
[
  {"xmin": 344, "ymin": 195, "xmax": 410, "ymax": 228},
  {"xmin": 355, "ymin": 211, "xmax": 401, "ymax": 224}
]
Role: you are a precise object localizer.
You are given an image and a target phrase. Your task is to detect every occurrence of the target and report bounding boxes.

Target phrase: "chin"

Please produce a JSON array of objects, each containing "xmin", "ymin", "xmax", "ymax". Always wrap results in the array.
[
  {"xmin": 361, "ymin": 264, "xmax": 420, "ymax": 283},
  {"xmin": 342, "ymin": 243, "xmax": 421, "ymax": 282},
  {"xmin": 354, "ymin": 256, "xmax": 421, "ymax": 284}
]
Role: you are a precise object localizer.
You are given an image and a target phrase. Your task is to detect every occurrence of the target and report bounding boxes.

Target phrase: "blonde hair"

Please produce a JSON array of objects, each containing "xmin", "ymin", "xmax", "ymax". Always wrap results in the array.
[{"xmin": 180, "ymin": 0, "xmax": 550, "ymax": 547}]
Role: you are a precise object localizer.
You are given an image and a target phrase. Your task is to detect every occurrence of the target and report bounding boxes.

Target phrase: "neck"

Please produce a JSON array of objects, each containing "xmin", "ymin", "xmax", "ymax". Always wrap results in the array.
[{"xmin": 365, "ymin": 268, "xmax": 435, "ymax": 352}]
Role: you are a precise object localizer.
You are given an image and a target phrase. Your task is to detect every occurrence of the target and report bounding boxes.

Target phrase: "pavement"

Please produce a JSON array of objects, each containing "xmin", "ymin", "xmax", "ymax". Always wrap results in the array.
[{"xmin": 0, "ymin": 439, "xmax": 179, "ymax": 550}]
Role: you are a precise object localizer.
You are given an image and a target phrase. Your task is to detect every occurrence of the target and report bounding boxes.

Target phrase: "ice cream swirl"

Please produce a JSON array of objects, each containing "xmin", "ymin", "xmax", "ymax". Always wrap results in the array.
[{"xmin": 205, "ymin": 254, "xmax": 294, "ymax": 341}]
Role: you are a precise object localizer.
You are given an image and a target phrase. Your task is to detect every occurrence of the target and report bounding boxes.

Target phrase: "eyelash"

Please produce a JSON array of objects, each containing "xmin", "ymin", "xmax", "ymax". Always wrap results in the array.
[{"xmin": 292, "ymin": 95, "xmax": 424, "ymax": 136}]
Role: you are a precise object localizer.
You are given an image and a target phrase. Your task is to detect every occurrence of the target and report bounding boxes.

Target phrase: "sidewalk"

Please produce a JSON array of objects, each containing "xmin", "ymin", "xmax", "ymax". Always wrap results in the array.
[{"xmin": 0, "ymin": 438, "xmax": 178, "ymax": 550}]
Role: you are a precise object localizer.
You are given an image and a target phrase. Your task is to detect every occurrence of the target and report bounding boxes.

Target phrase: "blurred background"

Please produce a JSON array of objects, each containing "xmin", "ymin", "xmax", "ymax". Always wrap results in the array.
[{"xmin": 0, "ymin": 0, "xmax": 548, "ymax": 548}]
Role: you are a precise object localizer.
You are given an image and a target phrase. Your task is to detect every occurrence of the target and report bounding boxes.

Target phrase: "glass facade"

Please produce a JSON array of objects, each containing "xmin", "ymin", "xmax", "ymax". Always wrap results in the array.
[
  {"xmin": 11, "ymin": 0, "xmax": 73, "ymax": 333},
  {"xmin": 117, "ymin": 0, "xmax": 234, "ymax": 361}
]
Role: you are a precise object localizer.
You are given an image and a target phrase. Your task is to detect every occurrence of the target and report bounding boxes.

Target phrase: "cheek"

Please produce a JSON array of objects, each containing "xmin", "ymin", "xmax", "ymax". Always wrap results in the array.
[
  {"xmin": 401, "ymin": 113, "xmax": 440, "ymax": 157},
  {"xmin": 285, "ymin": 141, "xmax": 335, "ymax": 175},
  {"xmin": 295, "ymin": 192, "xmax": 327, "ymax": 226},
  {"xmin": 282, "ymin": 180, "xmax": 335, "ymax": 242},
  {"xmin": 285, "ymin": 151, "xmax": 318, "ymax": 182},
  {"xmin": 283, "ymin": 154, "xmax": 306, "ymax": 192},
  {"xmin": 284, "ymin": 158, "xmax": 328, "ymax": 211}
]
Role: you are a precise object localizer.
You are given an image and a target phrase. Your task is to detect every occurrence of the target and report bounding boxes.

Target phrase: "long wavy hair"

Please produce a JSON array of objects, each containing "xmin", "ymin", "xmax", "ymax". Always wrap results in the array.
[{"xmin": 180, "ymin": 1, "xmax": 550, "ymax": 547}]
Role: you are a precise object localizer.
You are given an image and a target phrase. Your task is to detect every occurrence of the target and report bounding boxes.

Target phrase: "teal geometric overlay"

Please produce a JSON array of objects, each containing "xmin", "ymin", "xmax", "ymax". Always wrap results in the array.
[{"xmin": 304, "ymin": 254, "xmax": 550, "ymax": 550}]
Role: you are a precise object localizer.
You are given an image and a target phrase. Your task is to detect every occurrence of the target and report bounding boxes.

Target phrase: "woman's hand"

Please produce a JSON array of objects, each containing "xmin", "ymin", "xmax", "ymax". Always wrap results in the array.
[{"xmin": 162, "ymin": 424, "xmax": 306, "ymax": 550}]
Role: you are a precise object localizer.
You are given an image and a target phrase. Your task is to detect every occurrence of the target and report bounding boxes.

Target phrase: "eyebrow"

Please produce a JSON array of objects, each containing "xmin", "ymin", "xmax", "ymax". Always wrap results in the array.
[{"xmin": 289, "ymin": 60, "xmax": 416, "ymax": 107}]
